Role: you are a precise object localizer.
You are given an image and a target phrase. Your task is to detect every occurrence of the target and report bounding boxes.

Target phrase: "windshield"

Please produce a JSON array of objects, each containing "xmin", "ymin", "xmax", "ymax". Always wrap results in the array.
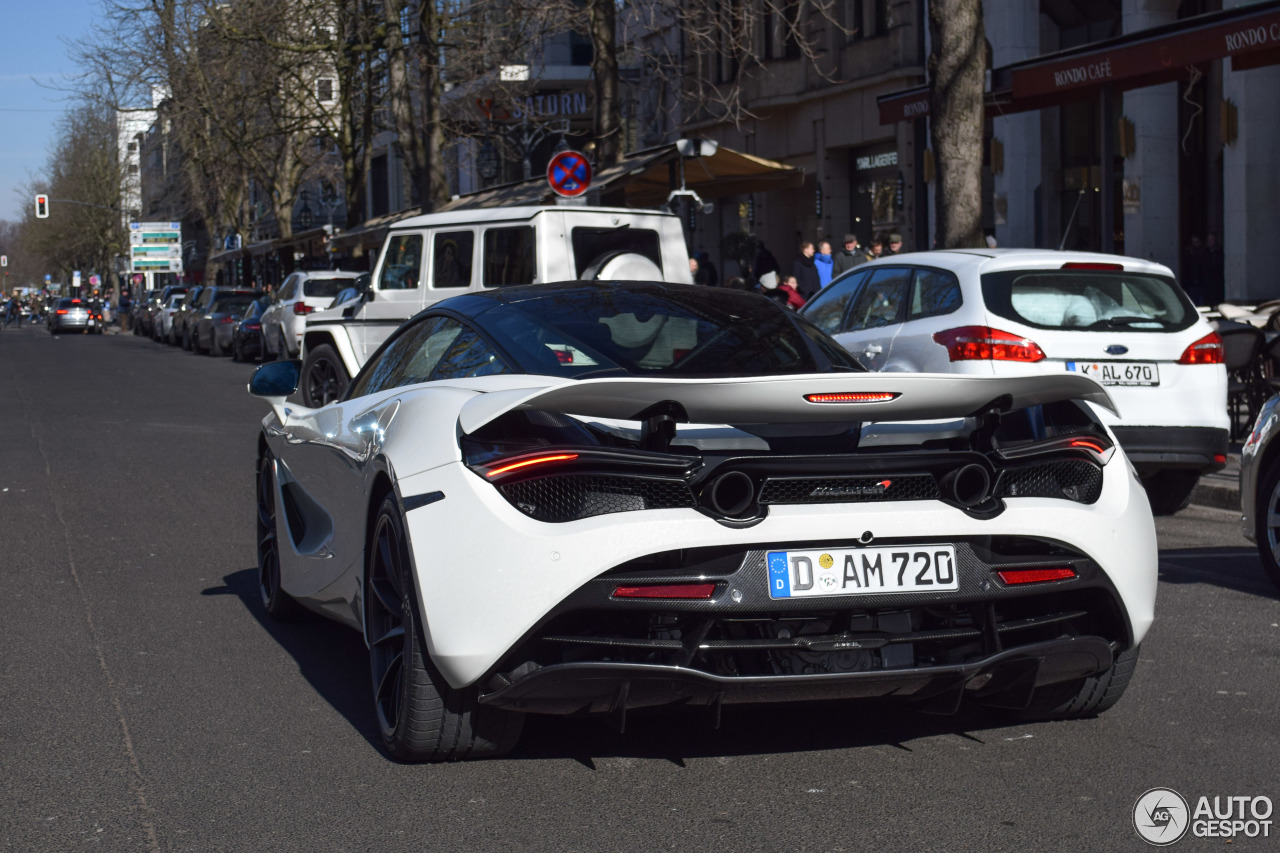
[
  {"xmin": 303, "ymin": 277, "xmax": 354, "ymax": 298},
  {"xmin": 981, "ymin": 270, "xmax": 1196, "ymax": 332},
  {"xmin": 474, "ymin": 282, "xmax": 863, "ymax": 378}
]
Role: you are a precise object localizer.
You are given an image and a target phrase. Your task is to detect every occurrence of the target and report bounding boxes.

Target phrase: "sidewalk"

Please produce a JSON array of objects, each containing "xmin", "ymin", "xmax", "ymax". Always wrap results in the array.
[{"xmin": 1192, "ymin": 451, "xmax": 1241, "ymax": 511}]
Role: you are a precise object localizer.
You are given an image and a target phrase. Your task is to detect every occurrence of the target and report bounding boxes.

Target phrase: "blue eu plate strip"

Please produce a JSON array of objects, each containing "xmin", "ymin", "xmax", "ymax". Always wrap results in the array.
[{"xmin": 767, "ymin": 552, "xmax": 791, "ymax": 598}]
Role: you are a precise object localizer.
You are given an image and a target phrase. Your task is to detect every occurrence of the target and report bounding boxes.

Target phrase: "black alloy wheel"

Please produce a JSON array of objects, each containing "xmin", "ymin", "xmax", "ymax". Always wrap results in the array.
[
  {"xmin": 365, "ymin": 494, "xmax": 523, "ymax": 762},
  {"xmin": 302, "ymin": 344, "xmax": 350, "ymax": 407},
  {"xmin": 256, "ymin": 453, "xmax": 298, "ymax": 619}
]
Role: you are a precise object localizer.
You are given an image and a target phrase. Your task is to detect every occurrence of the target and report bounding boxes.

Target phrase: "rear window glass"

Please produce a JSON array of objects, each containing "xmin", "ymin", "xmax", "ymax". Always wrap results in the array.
[
  {"xmin": 302, "ymin": 278, "xmax": 353, "ymax": 298},
  {"xmin": 211, "ymin": 298, "xmax": 256, "ymax": 314},
  {"xmin": 571, "ymin": 227, "xmax": 663, "ymax": 278},
  {"xmin": 982, "ymin": 270, "xmax": 1196, "ymax": 332}
]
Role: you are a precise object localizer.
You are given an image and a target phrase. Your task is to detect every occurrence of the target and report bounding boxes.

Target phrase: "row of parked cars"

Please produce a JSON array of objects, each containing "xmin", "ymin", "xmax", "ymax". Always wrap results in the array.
[{"xmin": 129, "ymin": 271, "xmax": 367, "ymax": 363}]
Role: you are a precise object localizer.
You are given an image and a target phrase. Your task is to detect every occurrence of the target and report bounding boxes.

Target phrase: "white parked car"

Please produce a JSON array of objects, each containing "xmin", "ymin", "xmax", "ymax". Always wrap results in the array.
[
  {"xmin": 801, "ymin": 249, "xmax": 1229, "ymax": 514},
  {"xmin": 296, "ymin": 205, "xmax": 693, "ymax": 407},
  {"xmin": 249, "ymin": 280, "xmax": 1155, "ymax": 762},
  {"xmin": 154, "ymin": 293, "xmax": 186, "ymax": 343},
  {"xmin": 261, "ymin": 270, "xmax": 364, "ymax": 360}
]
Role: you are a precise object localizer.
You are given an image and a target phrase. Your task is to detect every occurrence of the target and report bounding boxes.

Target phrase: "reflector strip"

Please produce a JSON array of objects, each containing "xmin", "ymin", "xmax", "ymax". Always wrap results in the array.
[
  {"xmin": 484, "ymin": 453, "xmax": 580, "ymax": 478},
  {"xmin": 1214, "ymin": 454, "xmax": 1227, "ymax": 464},
  {"xmin": 804, "ymin": 392, "xmax": 899, "ymax": 404},
  {"xmin": 997, "ymin": 568, "xmax": 1077, "ymax": 585},
  {"xmin": 613, "ymin": 583, "xmax": 716, "ymax": 599}
]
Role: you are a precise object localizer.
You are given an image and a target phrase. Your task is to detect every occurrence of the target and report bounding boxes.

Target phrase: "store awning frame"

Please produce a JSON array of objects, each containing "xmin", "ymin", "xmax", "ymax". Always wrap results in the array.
[{"xmin": 878, "ymin": 0, "xmax": 1280, "ymax": 124}]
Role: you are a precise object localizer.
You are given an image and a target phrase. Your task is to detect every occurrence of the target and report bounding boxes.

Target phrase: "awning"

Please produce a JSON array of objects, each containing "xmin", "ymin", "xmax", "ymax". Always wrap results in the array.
[
  {"xmin": 878, "ymin": 0, "xmax": 1280, "ymax": 123},
  {"xmin": 437, "ymin": 142, "xmax": 803, "ymax": 211}
]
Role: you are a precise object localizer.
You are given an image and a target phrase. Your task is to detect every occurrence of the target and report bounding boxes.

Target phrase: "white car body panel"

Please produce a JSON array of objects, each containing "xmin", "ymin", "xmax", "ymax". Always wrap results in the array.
[{"xmin": 261, "ymin": 369, "xmax": 1154, "ymax": 690}]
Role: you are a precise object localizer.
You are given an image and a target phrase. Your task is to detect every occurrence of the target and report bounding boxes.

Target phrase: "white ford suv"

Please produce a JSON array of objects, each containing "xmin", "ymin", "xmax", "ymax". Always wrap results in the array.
[
  {"xmin": 296, "ymin": 205, "xmax": 693, "ymax": 407},
  {"xmin": 801, "ymin": 249, "xmax": 1229, "ymax": 514}
]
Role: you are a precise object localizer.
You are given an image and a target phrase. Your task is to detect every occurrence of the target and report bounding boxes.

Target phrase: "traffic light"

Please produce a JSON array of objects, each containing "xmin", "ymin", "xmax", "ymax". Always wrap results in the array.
[{"xmin": 35, "ymin": 194, "xmax": 49, "ymax": 219}]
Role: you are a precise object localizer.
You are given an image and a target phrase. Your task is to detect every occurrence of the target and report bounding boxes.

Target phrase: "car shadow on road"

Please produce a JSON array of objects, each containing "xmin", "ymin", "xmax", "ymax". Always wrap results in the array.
[
  {"xmin": 512, "ymin": 699, "xmax": 1048, "ymax": 768},
  {"xmin": 1157, "ymin": 547, "xmax": 1279, "ymax": 599},
  {"xmin": 205, "ymin": 567, "xmax": 1119, "ymax": 767},
  {"xmin": 204, "ymin": 567, "xmax": 381, "ymax": 750}
]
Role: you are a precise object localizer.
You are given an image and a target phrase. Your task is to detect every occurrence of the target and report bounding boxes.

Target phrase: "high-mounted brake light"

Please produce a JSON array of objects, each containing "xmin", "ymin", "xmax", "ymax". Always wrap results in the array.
[
  {"xmin": 613, "ymin": 583, "xmax": 716, "ymax": 599},
  {"xmin": 484, "ymin": 453, "xmax": 580, "ymax": 478},
  {"xmin": 997, "ymin": 567, "xmax": 1077, "ymax": 585},
  {"xmin": 933, "ymin": 326, "xmax": 1045, "ymax": 362},
  {"xmin": 1061, "ymin": 262, "xmax": 1124, "ymax": 271},
  {"xmin": 1178, "ymin": 331, "xmax": 1224, "ymax": 365},
  {"xmin": 292, "ymin": 302, "xmax": 315, "ymax": 315},
  {"xmin": 804, "ymin": 392, "xmax": 899, "ymax": 404}
]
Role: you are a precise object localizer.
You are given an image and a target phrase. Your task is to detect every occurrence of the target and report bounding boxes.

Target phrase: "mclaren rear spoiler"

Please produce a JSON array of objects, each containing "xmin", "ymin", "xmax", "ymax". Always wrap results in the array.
[{"xmin": 457, "ymin": 373, "xmax": 1116, "ymax": 434}]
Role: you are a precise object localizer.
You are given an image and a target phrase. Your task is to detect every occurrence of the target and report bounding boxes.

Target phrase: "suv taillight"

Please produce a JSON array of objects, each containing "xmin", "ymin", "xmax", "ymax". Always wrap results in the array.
[
  {"xmin": 292, "ymin": 302, "xmax": 315, "ymax": 315},
  {"xmin": 932, "ymin": 326, "xmax": 1045, "ymax": 362},
  {"xmin": 1178, "ymin": 332, "xmax": 1224, "ymax": 365}
]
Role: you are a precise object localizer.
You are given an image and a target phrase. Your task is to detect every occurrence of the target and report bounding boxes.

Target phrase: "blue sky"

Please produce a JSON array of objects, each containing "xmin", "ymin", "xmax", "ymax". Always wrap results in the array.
[{"xmin": 0, "ymin": 0, "xmax": 98, "ymax": 223}]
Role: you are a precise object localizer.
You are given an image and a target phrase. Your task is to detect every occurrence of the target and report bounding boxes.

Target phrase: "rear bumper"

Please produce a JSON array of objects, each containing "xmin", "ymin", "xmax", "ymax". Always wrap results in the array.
[
  {"xmin": 1110, "ymin": 426, "xmax": 1229, "ymax": 474},
  {"xmin": 478, "ymin": 636, "xmax": 1114, "ymax": 715}
]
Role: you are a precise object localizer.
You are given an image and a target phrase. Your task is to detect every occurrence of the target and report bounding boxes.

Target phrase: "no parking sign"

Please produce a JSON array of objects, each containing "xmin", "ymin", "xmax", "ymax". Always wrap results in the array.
[{"xmin": 546, "ymin": 150, "xmax": 591, "ymax": 198}]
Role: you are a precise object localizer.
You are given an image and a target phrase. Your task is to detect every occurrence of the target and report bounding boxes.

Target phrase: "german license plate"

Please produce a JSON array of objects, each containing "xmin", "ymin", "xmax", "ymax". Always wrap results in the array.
[
  {"xmin": 1066, "ymin": 360, "xmax": 1159, "ymax": 386},
  {"xmin": 767, "ymin": 546, "xmax": 959, "ymax": 599}
]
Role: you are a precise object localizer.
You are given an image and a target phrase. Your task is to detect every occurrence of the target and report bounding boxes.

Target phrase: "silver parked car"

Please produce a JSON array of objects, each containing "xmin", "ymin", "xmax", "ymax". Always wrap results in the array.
[
  {"xmin": 1240, "ymin": 395, "xmax": 1280, "ymax": 590},
  {"xmin": 260, "ymin": 270, "xmax": 363, "ymax": 360}
]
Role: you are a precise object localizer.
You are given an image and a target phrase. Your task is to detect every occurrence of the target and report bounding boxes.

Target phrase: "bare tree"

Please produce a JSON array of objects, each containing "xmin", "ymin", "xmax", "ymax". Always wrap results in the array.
[{"xmin": 928, "ymin": 0, "xmax": 986, "ymax": 249}]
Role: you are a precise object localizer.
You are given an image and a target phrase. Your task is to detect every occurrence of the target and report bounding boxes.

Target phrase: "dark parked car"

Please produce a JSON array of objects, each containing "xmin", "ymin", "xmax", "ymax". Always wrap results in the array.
[
  {"xmin": 194, "ymin": 292, "xmax": 260, "ymax": 356},
  {"xmin": 231, "ymin": 298, "xmax": 271, "ymax": 362}
]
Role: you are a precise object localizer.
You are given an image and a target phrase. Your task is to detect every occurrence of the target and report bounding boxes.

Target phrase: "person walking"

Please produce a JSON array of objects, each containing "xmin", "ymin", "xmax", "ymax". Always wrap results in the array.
[
  {"xmin": 791, "ymin": 241, "xmax": 821, "ymax": 301},
  {"xmin": 886, "ymin": 233, "xmax": 904, "ymax": 255},
  {"xmin": 832, "ymin": 233, "xmax": 868, "ymax": 277},
  {"xmin": 815, "ymin": 241, "xmax": 834, "ymax": 289}
]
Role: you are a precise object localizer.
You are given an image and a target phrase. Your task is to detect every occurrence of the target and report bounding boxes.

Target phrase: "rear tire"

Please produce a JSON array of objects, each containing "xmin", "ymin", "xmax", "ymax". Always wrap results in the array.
[
  {"xmin": 1141, "ymin": 470, "xmax": 1199, "ymax": 516},
  {"xmin": 301, "ymin": 344, "xmax": 350, "ymax": 407},
  {"xmin": 365, "ymin": 494, "xmax": 523, "ymax": 762},
  {"xmin": 1002, "ymin": 645, "xmax": 1139, "ymax": 721}
]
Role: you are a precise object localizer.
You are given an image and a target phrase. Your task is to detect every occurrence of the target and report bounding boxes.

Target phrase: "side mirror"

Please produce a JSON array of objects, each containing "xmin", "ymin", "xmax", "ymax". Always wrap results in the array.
[{"xmin": 249, "ymin": 360, "xmax": 301, "ymax": 398}]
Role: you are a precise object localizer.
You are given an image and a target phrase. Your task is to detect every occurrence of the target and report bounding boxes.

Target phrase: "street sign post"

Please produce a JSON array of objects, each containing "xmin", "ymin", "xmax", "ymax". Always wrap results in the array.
[
  {"xmin": 129, "ymin": 222, "xmax": 183, "ymax": 274},
  {"xmin": 546, "ymin": 150, "xmax": 592, "ymax": 198}
]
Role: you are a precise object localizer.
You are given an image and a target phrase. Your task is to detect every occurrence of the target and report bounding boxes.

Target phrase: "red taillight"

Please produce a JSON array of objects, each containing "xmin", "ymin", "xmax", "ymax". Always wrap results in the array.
[
  {"xmin": 219, "ymin": 317, "xmax": 235, "ymax": 324},
  {"xmin": 997, "ymin": 567, "xmax": 1077, "ymax": 585},
  {"xmin": 292, "ymin": 302, "xmax": 315, "ymax": 315},
  {"xmin": 1178, "ymin": 332, "xmax": 1224, "ymax": 365},
  {"xmin": 246, "ymin": 322, "xmax": 261, "ymax": 330},
  {"xmin": 932, "ymin": 326, "xmax": 1045, "ymax": 362},
  {"xmin": 484, "ymin": 453, "xmax": 580, "ymax": 478},
  {"xmin": 804, "ymin": 392, "xmax": 899, "ymax": 404},
  {"xmin": 1214, "ymin": 453, "xmax": 1227, "ymax": 464},
  {"xmin": 1068, "ymin": 438, "xmax": 1107, "ymax": 454},
  {"xmin": 613, "ymin": 583, "xmax": 716, "ymax": 599},
  {"xmin": 55, "ymin": 309, "xmax": 68, "ymax": 315},
  {"xmin": 1061, "ymin": 262, "xmax": 1124, "ymax": 271},
  {"xmin": 554, "ymin": 350, "xmax": 573, "ymax": 364}
]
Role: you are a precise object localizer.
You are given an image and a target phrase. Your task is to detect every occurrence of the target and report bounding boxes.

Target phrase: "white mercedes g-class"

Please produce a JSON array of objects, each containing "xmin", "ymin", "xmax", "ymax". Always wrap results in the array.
[{"xmin": 297, "ymin": 205, "xmax": 694, "ymax": 405}]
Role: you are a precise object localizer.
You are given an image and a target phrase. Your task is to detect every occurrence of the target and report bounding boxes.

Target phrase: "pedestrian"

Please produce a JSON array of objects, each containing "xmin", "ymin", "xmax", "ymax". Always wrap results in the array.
[
  {"xmin": 815, "ymin": 240, "xmax": 834, "ymax": 289},
  {"xmin": 775, "ymin": 274, "xmax": 806, "ymax": 309},
  {"xmin": 693, "ymin": 251, "xmax": 719, "ymax": 287},
  {"xmin": 724, "ymin": 276, "xmax": 750, "ymax": 291},
  {"xmin": 689, "ymin": 257, "xmax": 700, "ymax": 282},
  {"xmin": 869, "ymin": 236, "xmax": 885, "ymax": 259},
  {"xmin": 752, "ymin": 239, "xmax": 780, "ymax": 284},
  {"xmin": 887, "ymin": 233, "xmax": 904, "ymax": 255},
  {"xmin": 118, "ymin": 286, "xmax": 132, "ymax": 334},
  {"xmin": 832, "ymin": 233, "xmax": 868, "ymax": 277},
  {"xmin": 791, "ymin": 241, "xmax": 821, "ymax": 300}
]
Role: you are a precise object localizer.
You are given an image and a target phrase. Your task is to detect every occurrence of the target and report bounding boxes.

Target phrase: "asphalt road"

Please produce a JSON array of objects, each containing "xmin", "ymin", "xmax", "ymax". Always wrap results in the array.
[{"xmin": 1, "ymin": 323, "xmax": 1277, "ymax": 853}]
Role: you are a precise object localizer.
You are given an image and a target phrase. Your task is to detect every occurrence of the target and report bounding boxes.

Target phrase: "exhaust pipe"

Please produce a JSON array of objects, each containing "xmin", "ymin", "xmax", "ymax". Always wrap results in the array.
[
  {"xmin": 707, "ymin": 471, "xmax": 756, "ymax": 517},
  {"xmin": 939, "ymin": 463, "xmax": 992, "ymax": 508}
]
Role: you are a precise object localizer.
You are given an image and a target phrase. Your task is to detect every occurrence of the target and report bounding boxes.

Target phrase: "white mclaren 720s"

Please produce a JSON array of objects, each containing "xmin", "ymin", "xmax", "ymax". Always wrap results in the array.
[{"xmin": 248, "ymin": 280, "xmax": 1156, "ymax": 762}]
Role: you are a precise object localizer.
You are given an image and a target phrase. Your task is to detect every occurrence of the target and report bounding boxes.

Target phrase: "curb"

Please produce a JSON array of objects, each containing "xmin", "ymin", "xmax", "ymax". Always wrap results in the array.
[{"xmin": 1191, "ymin": 481, "xmax": 1240, "ymax": 512}]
